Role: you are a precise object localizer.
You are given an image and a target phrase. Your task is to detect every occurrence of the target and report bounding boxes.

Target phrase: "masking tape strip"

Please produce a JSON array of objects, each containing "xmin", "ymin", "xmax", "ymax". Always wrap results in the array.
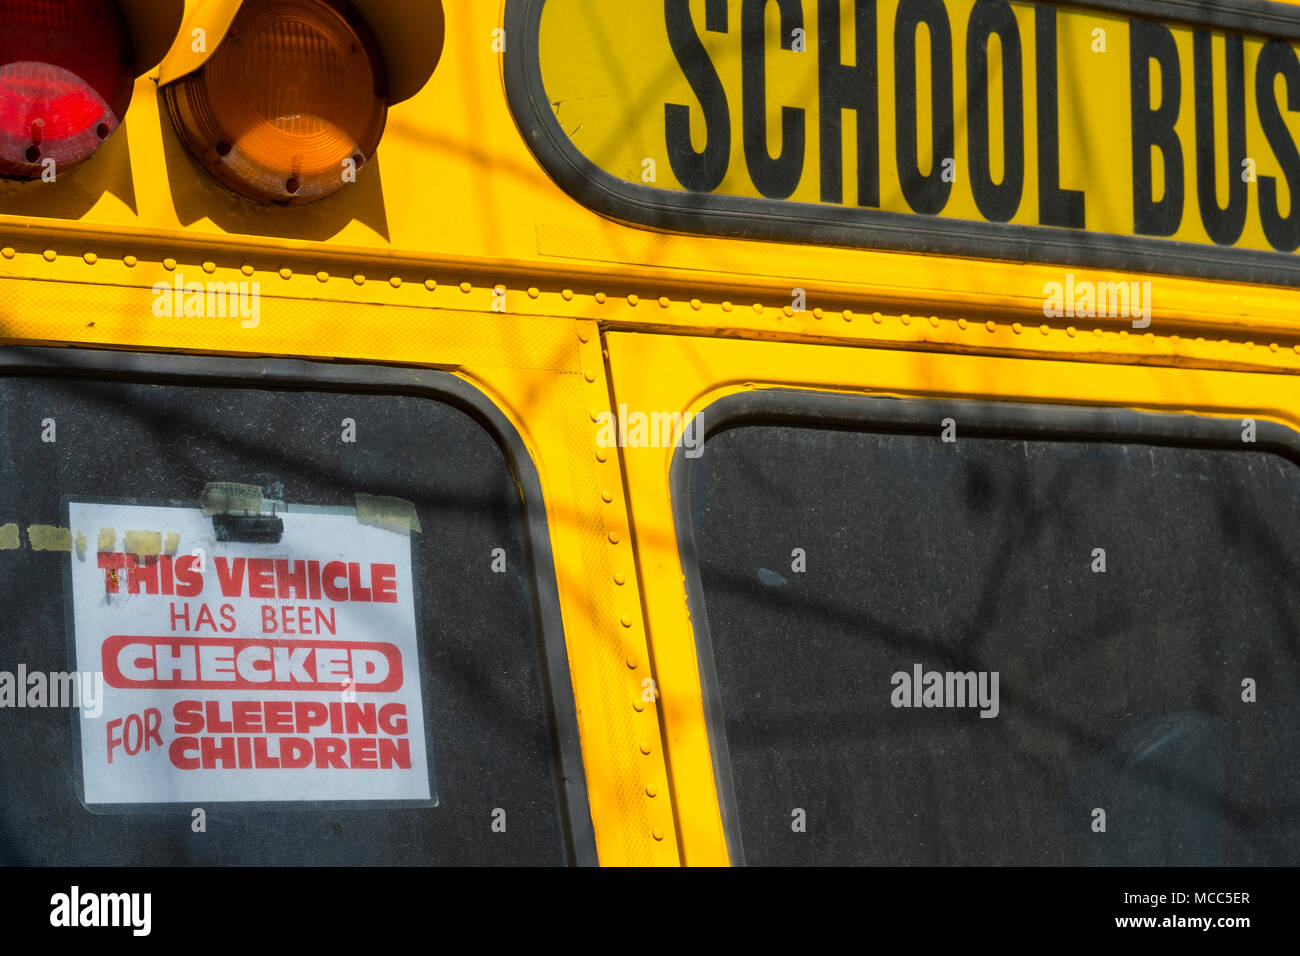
[
  {"xmin": 355, "ymin": 493, "xmax": 422, "ymax": 535},
  {"xmin": 28, "ymin": 525, "xmax": 72, "ymax": 551},
  {"xmin": 0, "ymin": 524, "xmax": 20, "ymax": 550},
  {"xmin": 124, "ymin": 530, "xmax": 163, "ymax": 556},
  {"xmin": 200, "ymin": 482, "xmax": 264, "ymax": 516},
  {"xmin": 98, "ymin": 527, "xmax": 116, "ymax": 551}
]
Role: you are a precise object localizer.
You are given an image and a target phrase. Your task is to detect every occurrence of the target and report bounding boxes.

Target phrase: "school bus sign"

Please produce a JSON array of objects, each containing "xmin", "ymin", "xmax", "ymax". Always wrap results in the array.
[{"xmin": 504, "ymin": 0, "xmax": 1300, "ymax": 284}]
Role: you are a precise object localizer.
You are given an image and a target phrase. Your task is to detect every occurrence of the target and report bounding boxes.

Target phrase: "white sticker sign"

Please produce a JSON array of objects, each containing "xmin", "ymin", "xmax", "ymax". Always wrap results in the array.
[{"xmin": 68, "ymin": 501, "xmax": 432, "ymax": 806}]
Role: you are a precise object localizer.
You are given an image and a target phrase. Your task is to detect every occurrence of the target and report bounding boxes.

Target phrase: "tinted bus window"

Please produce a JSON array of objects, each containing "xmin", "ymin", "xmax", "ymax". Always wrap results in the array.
[
  {"xmin": 686, "ymin": 398, "xmax": 1300, "ymax": 865},
  {"xmin": 0, "ymin": 366, "xmax": 589, "ymax": 865}
]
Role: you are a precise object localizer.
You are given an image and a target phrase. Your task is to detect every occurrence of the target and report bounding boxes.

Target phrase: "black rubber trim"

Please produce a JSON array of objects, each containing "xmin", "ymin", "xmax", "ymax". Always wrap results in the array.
[
  {"xmin": 0, "ymin": 346, "xmax": 598, "ymax": 868},
  {"xmin": 669, "ymin": 387, "xmax": 1300, "ymax": 865},
  {"xmin": 503, "ymin": 0, "xmax": 1300, "ymax": 288}
]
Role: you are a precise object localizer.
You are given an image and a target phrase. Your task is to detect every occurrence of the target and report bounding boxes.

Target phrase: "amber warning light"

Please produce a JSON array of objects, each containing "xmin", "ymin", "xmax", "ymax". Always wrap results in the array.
[{"xmin": 163, "ymin": 0, "xmax": 389, "ymax": 203}]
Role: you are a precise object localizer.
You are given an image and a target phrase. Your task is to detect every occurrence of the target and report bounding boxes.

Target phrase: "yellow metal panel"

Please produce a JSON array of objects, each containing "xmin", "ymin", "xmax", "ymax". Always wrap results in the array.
[
  {"xmin": 0, "ymin": 254, "xmax": 681, "ymax": 866},
  {"xmin": 4, "ymin": 0, "xmax": 1300, "ymax": 865},
  {"xmin": 3, "ymin": 2, "xmax": 1300, "ymax": 340},
  {"xmin": 603, "ymin": 329, "xmax": 1300, "ymax": 865}
]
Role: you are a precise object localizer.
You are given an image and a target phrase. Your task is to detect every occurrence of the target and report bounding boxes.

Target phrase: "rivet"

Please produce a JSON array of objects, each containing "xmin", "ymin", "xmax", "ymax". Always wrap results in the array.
[
  {"xmin": 1041, "ymin": 324, "xmax": 1050, "ymax": 335},
  {"xmin": 614, "ymin": 572, "xmax": 626, "ymax": 586},
  {"xmin": 562, "ymin": 289, "xmax": 574, "ymax": 301},
  {"xmin": 241, "ymin": 264, "xmax": 254, "ymax": 276},
  {"xmin": 578, "ymin": 328, "xmax": 590, "ymax": 343},
  {"xmin": 583, "ymin": 370, "xmax": 596, "ymax": 383},
  {"xmin": 459, "ymin": 282, "xmax": 472, "ymax": 293},
  {"xmin": 986, "ymin": 320, "xmax": 996, "ymax": 332},
  {"xmin": 202, "ymin": 261, "xmax": 215, "ymax": 274},
  {"xmin": 424, "ymin": 279, "xmax": 437, "ymax": 291},
  {"xmin": 690, "ymin": 298, "xmax": 702, "ymax": 310},
  {"xmin": 652, "ymin": 827, "xmax": 664, "ymax": 841},
  {"xmin": 902, "ymin": 314, "xmax": 912, "ymax": 326},
  {"xmin": 783, "ymin": 306, "xmax": 793, "ymax": 317},
  {"xmin": 608, "ymin": 531, "xmax": 620, "ymax": 544},
  {"xmin": 721, "ymin": 301, "xmax": 733, "ymax": 312},
  {"xmin": 279, "ymin": 267, "xmax": 292, "ymax": 280},
  {"xmin": 1, "ymin": 248, "xmax": 14, "ymax": 259},
  {"xmin": 627, "ymin": 294, "xmax": 639, "ymax": 306},
  {"xmin": 646, "ymin": 784, "xmax": 657, "ymax": 798},
  {"xmin": 873, "ymin": 312, "xmax": 884, "ymax": 324},
  {"xmin": 595, "ymin": 291, "xmax": 607, "ymax": 304},
  {"xmin": 1119, "ymin": 329, "xmax": 1129, "ymax": 338},
  {"xmin": 161, "ymin": 256, "xmax": 176, "ymax": 270},
  {"xmin": 639, "ymin": 742, "xmax": 652, "ymax": 755},
  {"xmin": 1067, "ymin": 327, "xmax": 1077, "ymax": 337},
  {"xmin": 601, "ymin": 490, "xmax": 613, "ymax": 502},
  {"xmin": 813, "ymin": 308, "xmax": 823, "ymax": 319},
  {"xmin": 389, "ymin": 276, "xmax": 401, "ymax": 288},
  {"xmin": 83, "ymin": 252, "xmax": 98, "ymax": 265},
  {"xmin": 527, "ymin": 287, "xmax": 540, "ymax": 298},
  {"xmin": 957, "ymin": 318, "xmax": 967, "ymax": 329},
  {"xmin": 1244, "ymin": 341, "xmax": 1255, "ymax": 349},
  {"xmin": 659, "ymin": 296, "xmax": 670, "ymax": 308},
  {"xmin": 316, "ymin": 271, "xmax": 330, "ymax": 283},
  {"xmin": 1012, "ymin": 322, "xmax": 1023, "ymax": 334},
  {"xmin": 588, "ymin": 409, "xmax": 601, "ymax": 422},
  {"xmin": 753, "ymin": 303, "xmax": 763, "ymax": 314},
  {"xmin": 930, "ymin": 316, "xmax": 941, "ymax": 328},
  {"xmin": 633, "ymin": 699, "xmax": 644, "ymax": 712},
  {"xmin": 123, "ymin": 255, "xmax": 136, "ymax": 267},
  {"xmin": 596, "ymin": 449, "xmax": 607, "ymax": 462},
  {"xmin": 620, "ymin": 614, "xmax": 632, "ymax": 628},
  {"xmin": 1293, "ymin": 344, "xmax": 1300, "ymax": 354},
  {"xmin": 626, "ymin": 656, "xmax": 637, "ymax": 669},
  {"xmin": 43, "ymin": 249, "xmax": 57, "ymax": 262},
  {"xmin": 353, "ymin": 273, "xmax": 365, "ymax": 285}
]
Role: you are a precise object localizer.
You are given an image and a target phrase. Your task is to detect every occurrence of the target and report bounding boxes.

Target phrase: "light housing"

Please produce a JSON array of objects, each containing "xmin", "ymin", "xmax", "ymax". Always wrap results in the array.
[
  {"xmin": 0, "ymin": 0, "xmax": 135, "ymax": 177},
  {"xmin": 163, "ymin": 0, "xmax": 389, "ymax": 204}
]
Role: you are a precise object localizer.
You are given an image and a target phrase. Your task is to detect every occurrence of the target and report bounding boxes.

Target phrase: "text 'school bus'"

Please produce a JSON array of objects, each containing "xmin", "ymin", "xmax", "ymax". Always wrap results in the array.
[{"xmin": 1, "ymin": 0, "xmax": 1298, "ymax": 867}]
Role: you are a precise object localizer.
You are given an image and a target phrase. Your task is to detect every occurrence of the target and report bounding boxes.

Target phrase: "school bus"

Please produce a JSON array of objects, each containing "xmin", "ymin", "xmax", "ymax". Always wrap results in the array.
[{"xmin": 1, "ymin": 0, "xmax": 1298, "ymax": 867}]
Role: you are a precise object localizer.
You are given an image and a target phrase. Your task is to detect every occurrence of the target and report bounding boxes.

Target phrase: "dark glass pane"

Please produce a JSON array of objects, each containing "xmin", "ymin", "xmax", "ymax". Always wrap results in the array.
[
  {"xmin": 690, "ymin": 417, "xmax": 1300, "ymax": 865},
  {"xmin": 0, "ymin": 375, "xmax": 575, "ymax": 865}
]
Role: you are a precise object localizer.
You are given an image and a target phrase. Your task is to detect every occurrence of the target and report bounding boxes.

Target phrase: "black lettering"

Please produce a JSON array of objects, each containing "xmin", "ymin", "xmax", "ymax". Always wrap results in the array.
[
  {"xmin": 894, "ymin": 0, "xmax": 954, "ymax": 214},
  {"xmin": 1034, "ymin": 6, "xmax": 1084, "ymax": 227},
  {"xmin": 1256, "ymin": 39, "xmax": 1300, "ymax": 252},
  {"xmin": 818, "ymin": 0, "xmax": 879, "ymax": 206},
  {"xmin": 1130, "ymin": 20, "xmax": 1183, "ymax": 236},
  {"xmin": 742, "ymin": 0, "xmax": 806, "ymax": 198},
  {"xmin": 665, "ymin": 0, "xmax": 731, "ymax": 192},
  {"xmin": 966, "ymin": 0, "xmax": 1023, "ymax": 222},
  {"xmin": 1193, "ymin": 31, "xmax": 1247, "ymax": 245}
]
